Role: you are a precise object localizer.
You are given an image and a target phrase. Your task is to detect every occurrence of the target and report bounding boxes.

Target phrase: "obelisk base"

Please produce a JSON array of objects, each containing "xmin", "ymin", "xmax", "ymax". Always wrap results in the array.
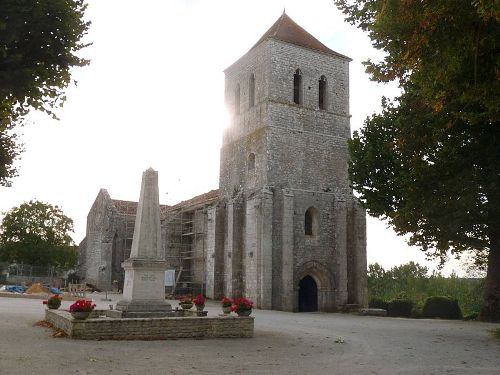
[{"xmin": 116, "ymin": 259, "xmax": 171, "ymax": 315}]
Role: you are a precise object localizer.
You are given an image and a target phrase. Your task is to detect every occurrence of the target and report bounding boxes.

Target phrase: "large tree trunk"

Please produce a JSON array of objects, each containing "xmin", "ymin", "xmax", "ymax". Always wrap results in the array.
[{"xmin": 480, "ymin": 230, "xmax": 500, "ymax": 322}]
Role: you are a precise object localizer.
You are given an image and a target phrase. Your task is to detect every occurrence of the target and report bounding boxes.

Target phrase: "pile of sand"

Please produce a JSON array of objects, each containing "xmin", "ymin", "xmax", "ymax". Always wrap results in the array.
[{"xmin": 26, "ymin": 283, "xmax": 49, "ymax": 294}]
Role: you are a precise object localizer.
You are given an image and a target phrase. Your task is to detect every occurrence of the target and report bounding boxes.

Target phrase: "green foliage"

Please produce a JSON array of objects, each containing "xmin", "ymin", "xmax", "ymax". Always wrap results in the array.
[
  {"xmin": 422, "ymin": 296, "xmax": 462, "ymax": 320},
  {"xmin": 0, "ymin": 0, "xmax": 91, "ymax": 186},
  {"xmin": 368, "ymin": 262, "xmax": 484, "ymax": 317},
  {"xmin": 0, "ymin": 200, "xmax": 77, "ymax": 270},
  {"xmin": 463, "ymin": 312, "xmax": 479, "ymax": 321},
  {"xmin": 335, "ymin": 0, "xmax": 500, "ymax": 321},
  {"xmin": 368, "ymin": 297, "xmax": 388, "ymax": 310},
  {"xmin": 387, "ymin": 299, "xmax": 414, "ymax": 318}
]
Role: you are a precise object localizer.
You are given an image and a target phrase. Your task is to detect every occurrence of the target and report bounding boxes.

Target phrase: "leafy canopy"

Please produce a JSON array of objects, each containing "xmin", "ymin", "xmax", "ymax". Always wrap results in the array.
[
  {"xmin": 0, "ymin": 200, "xmax": 77, "ymax": 269},
  {"xmin": 0, "ymin": 0, "xmax": 90, "ymax": 186},
  {"xmin": 335, "ymin": 0, "xmax": 499, "ymax": 259},
  {"xmin": 335, "ymin": 0, "xmax": 500, "ymax": 320}
]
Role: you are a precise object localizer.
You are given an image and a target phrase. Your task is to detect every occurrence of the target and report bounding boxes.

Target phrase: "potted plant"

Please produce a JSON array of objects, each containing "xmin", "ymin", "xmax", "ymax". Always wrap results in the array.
[
  {"xmin": 43, "ymin": 294, "xmax": 62, "ymax": 309},
  {"xmin": 221, "ymin": 297, "xmax": 233, "ymax": 314},
  {"xmin": 192, "ymin": 294, "xmax": 206, "ymax": 311},
  {"xmin": 231, "ymin": 297, "xmax": 253, "ymax": 317},
  {"xmin": 69, "ymin": 299, "xmax": 96, "ymax": 319},
  {"xmin": 179, "ymin": 296, "xmax": 193, "ymax": 310}
]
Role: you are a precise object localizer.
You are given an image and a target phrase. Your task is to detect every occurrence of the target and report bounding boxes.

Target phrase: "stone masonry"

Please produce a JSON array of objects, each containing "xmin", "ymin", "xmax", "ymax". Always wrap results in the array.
[{"xmin": 78, "ymin": 12, "xmax": 367, "ymax": 312}]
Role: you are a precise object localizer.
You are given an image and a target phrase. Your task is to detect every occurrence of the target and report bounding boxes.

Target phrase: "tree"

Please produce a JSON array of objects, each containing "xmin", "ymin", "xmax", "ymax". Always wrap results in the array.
[
  {"xmin": 0, "ymin": 0, "xmax": 90, "ymax": 186},
  {"xmin": 0, "ymin": 200, "xmax": 77, "ymax": 270},
  {"xmin": 335, "ymin": 0, "xmax": 500, "ymax": 321}
]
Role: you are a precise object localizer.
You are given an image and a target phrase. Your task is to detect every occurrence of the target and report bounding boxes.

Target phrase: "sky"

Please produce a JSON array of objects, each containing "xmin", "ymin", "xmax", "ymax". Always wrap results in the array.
[{"xmin": 0, "ymin": 0, "xmax": 466, "ymax": 275}]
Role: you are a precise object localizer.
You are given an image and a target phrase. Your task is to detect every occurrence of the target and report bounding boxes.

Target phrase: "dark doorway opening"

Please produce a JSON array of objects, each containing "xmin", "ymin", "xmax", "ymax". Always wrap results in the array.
[{"xmin": 299, "ymin": 275, "xmax": 318, "ymax": 312}]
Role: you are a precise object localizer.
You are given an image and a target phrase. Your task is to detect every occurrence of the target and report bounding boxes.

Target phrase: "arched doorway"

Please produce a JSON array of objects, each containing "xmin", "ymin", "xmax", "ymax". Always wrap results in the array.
[{"xmin": 299, "ymin": 275, "xmax": 318, "ymax": 312}]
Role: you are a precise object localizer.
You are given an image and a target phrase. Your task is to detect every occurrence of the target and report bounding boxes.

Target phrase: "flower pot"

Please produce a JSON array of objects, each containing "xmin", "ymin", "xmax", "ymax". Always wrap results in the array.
[
  {"xmin": 195, "ymin": 304, "xmax": 205, "ymax": 312},
  {"xmin": 71, "ymin": 311, "xmax": 91, "ymax": 320},
  {"xmin": 222, "ymin": 306, "xmax": 232, "ymax": 314},
  {"xmin": 236, "ymin": 309, "xmax": 252, "ymax": 317},
  {"xmin": 180, "ymin": 303, "xmax": 193, "ymax": 310}
]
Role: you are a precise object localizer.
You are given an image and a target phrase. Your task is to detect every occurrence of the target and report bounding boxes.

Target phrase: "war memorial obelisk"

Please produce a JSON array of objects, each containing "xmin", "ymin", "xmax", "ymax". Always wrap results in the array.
[{"xmin": 116, "ymin": 168, "xmax": 171, "ymax": 316}]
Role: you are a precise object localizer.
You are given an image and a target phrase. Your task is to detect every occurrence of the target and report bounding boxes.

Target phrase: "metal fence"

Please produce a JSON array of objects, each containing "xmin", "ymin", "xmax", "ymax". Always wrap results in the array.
[
  {"xmin": 3, "ymin": 263, "xmax": 65, "ymax": 287},
  {"xmin": 7, "ymin": 264, "xmax": 64, "ymax": 278}
]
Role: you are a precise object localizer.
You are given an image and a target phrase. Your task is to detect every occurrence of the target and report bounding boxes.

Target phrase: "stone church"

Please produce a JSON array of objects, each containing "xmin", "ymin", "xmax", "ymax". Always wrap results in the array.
[{"xmin": 78, "ymin": 12, "xmax": 367, "ymax": 312}]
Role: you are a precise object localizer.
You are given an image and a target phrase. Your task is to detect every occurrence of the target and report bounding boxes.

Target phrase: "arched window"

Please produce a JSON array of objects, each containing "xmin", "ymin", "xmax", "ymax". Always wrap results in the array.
[
  {"xmin": 234, "ymin": 84, "xmax": 240, "ymax": 115},
  {"xmin": 304, "ymin": 207, "xmax": 318, "ymax": 236},
  {"xmin": 319, "ymin": 75, "xmax": 327, "ymax": 110},
  {"xmin": 248, "ymin": 153, "xmax": 255, "ymax": 171},
  {"xmin": 249, "ymin": 74, "xmax": 255, "ymax": 108},
  {"xmin": 293, "ymin": 69, "xmax": 302, "ymax": 105}
]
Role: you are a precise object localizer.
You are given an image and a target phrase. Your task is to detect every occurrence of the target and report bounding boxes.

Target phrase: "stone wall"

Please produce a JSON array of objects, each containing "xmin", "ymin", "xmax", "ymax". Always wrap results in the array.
[
  {"xmin": 82, "ymin": 189, "xmax": 115, "ymax": 289},
  {"xmin": 347, "ymin": 201, "xmax": 368, "ymax": 306},
  {"xmin": 45, "ymin": 309, "xmax": 253, "ymax": 340},
  {"xmin": 79, "ymin": 190, "xmax": 136, "ymax": 291},
  {"xmin": 217, "ymin": 33, "xmax": 366, "ymax": 312}
]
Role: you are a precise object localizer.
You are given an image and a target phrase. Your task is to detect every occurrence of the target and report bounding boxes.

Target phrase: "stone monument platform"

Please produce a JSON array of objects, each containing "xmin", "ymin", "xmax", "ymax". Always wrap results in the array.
[{"xmin": 45, "ymin": 309, "xmax": 254, "ymax": 340}]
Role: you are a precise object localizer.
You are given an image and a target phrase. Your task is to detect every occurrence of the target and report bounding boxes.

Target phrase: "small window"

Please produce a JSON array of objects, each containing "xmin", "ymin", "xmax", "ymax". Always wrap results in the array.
[
  {"xmin": 293, "ymin": 69, "xmax": 302, "ymax": 105},
  {"xmin": 249, "ymin": 74, "xmax": 255, "ymax": 108},
  {"xmin": 304, "ymin": 207, "xmax": 318, "ymax": 236},
  {"xmin": 248, "ymin": 153, "xmax": 255, "ymax": 171},
  {"xmin": 319, "ymin": 75, "xmax": 327, "ymax": 110},
  {"xmin": 235, "ymin": 84, "xmax": 240, "ymax": 115}
]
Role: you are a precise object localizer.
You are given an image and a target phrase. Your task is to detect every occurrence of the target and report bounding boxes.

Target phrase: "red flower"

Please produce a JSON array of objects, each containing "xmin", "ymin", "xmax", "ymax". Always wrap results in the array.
[
  {"xmin": 231, "ymin": 297, "xmax": 253, "ymax": 312},
  {"xmin": 221, "ymin": 297, "xmax": 233, "ymax": 307},
  {"xmin": 69, "ymin": 300, "xmax": 96, "ymax": 312},
  {"xmin": 43, "ymin": 300, "xmax": 48, "ymax": 305},
  {"xmin": 192, "ymin": 294, "xmax": 206, "ymax": 306}
]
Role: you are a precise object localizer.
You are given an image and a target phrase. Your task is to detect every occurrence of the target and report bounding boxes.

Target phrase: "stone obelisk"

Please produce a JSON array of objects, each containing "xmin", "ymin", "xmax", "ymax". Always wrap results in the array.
[{"xmin": 116, "ymin": 168, "xmax": 171, "ymax": 316}]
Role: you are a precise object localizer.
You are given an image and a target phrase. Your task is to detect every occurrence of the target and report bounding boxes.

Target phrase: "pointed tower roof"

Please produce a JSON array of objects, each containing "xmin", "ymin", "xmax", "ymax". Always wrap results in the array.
[{"xmin": 250, "ymin": 12, "xmax": 350, "ymax": 60}]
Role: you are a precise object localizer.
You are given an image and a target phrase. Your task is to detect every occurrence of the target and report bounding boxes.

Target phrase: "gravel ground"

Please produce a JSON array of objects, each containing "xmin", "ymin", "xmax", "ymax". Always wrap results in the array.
[{"xmin": 0, "ymin": 293, "xmax": 499, "ymax": 375}]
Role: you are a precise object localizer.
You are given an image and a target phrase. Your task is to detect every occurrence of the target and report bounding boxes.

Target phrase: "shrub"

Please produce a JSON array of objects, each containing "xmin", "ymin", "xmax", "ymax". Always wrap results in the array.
[
  {"xmin": 422, "ymin": 296, "xmax": 462, "ymax": 320},
  {"xmin": 367, "ymin": 262, "xmax": 485, "ymax": 317},
  {"xmin": 387, "ymin": 299, "xmax": 414, "ymax": 317},
  {"xmin": 43, "ymin": 294, "xmax": 62, "ymax": 309},
  {"xmin": 463, "ymin": 312, "xmax": 479, "ymax": 321},
  {"xmin": 369, "ymin": 297, "xmax": 388, "ymax": 310}
]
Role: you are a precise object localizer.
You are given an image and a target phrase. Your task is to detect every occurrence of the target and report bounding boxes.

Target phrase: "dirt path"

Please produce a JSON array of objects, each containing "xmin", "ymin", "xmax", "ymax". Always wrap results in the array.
[{"xmin": 0, "ymin": 294, "xmax": 498, "ymax": 374}]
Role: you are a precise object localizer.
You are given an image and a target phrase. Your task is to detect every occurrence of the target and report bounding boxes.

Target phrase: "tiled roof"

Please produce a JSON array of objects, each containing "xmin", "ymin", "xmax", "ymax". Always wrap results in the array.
[
  {"xmin": 111, "ymin": 199, "xmax": 138, "ymax": 215},
  {"xmin": 250, "ymin": 12, "xmax": 350, "ymax": 59},
  {"xmin": 111, "ymin": 199, "xmax": 170, "ymax": 216},
  {"xmin": 167, "ymin": 189, "xmax": 219, "ymax": 211}
]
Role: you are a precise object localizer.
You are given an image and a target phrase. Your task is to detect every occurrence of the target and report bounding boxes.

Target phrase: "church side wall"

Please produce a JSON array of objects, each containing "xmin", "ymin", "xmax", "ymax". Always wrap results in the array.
[
  {"xmin": 243, "ymin": 196, "xmax": 259, "ymax": 304},
  {"xmin": 268, "ymin": 39, "xmax": 350, "ymax": 124},
  {"xmin": 347, "ymin": 201, "xmax": 368, "ymax": 306},
  {"xmin": 205, "ymin": 206, "xmax": 217, "ymax": 299},
  {"xmin": 192, "ymin": 209, "xmax": 206, "ymax": 286},
  {"xmin": 84, "ymin": 192, "xmax": 114, "ymax": 289},
  {"xmin": 292, "ymin": 190, "xmax": 339, "ymax": 311},
  {"xmin": 265, "ymin": 125, "xmax": 349, "ymax": 193}
]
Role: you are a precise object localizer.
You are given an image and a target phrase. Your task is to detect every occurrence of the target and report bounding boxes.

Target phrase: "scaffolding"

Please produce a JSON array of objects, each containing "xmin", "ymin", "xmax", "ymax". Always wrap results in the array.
[{"xmin": 167, "ymin": 207, "xmax": 206, "ymax": 297}]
